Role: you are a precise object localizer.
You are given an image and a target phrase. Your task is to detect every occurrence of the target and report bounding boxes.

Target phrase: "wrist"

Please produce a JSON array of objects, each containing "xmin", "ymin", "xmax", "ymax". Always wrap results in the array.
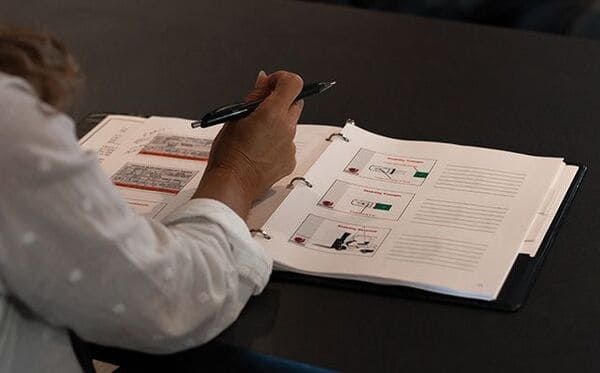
[{"xmin": 192, "ymin": 167, "xmax": 257, "ymax": 219}]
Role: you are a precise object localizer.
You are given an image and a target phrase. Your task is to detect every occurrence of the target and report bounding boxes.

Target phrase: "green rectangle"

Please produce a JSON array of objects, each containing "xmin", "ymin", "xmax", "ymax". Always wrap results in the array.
[
  {"xmin": 373, "ymin": 203, "xmax": 392, "ymax": 211},
  {"xmin": 414, "ymin": 171, "xmax": 429, "ymax": 178}
]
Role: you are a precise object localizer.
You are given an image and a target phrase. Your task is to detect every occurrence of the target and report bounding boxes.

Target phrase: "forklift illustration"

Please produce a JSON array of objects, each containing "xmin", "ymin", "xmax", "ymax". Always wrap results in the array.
[
  {"xmin": 368, "ymin": 165, "xmax": 397, "ymax": 179},
  {"xmin": 315, "ymin": 231, "xmax": 375, "ymax": 254}
]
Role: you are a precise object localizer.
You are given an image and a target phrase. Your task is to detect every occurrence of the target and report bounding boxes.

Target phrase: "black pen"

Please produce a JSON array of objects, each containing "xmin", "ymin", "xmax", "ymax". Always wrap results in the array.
[{"xmin": 191, "ymin": 81, "xmax": 336, "ymax": 128}]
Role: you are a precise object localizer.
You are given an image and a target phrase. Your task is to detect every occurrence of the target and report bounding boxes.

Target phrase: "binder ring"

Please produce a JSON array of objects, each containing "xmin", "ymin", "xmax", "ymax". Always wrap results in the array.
[
  {"xmin": 250, "ymin": 229, "xmax": 271, "ymax": 240},
  {"xmin": 345, "ymin": 118, "xmax": 356, "ymax": 126},
  {"xmin": 326, "ymin": 133, "xmax": 349, "ymax": 142},
  {"xmin": 287, "ymin": 176, "xmax": 313, "ymax": 189}
]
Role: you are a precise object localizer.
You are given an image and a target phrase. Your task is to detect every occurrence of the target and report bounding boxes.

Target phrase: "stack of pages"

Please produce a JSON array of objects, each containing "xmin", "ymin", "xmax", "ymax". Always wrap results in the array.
[{"xmin": 80, "ymin": 115, "xmax": 581, "ymax": 303}]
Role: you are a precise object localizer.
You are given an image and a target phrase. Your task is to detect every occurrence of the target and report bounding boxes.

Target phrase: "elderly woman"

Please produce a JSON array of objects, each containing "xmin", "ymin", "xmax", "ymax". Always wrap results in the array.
[{"xmin": 0, "ymin": 25, "xmax": 304, "ymax": 372}]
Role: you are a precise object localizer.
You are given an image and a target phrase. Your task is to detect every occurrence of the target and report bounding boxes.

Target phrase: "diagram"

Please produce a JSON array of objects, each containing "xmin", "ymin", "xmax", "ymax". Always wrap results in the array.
[
  {"xmin": 139, "ymin": 134, "xmax": 213, "ymax": 161},
  {"xmin": 344, "ymin": 148, "xmax": 436, "ymax": 186},
  {"xmin": 290, "ymin": 214, "xmax": 391, "ymax": 257},
  {"xmin": 112, "ymin": 163, "xmax": 198, "ymax": 194},
  {"xmin": 318, "ymin": 180, "xmax": 414, "ymax": 221}
]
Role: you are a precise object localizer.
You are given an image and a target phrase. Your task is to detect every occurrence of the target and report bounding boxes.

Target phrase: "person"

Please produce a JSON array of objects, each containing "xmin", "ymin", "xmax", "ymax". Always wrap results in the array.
[{"xmin": 0, "ymin": 25, "xmax": 304, "ymax": 372}]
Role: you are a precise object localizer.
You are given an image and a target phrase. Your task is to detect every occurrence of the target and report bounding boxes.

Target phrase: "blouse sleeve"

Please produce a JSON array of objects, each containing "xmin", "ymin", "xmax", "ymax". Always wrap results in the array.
[{"xmin": 0, "ymin": 75, "xmax": 272, "ymax": 354}]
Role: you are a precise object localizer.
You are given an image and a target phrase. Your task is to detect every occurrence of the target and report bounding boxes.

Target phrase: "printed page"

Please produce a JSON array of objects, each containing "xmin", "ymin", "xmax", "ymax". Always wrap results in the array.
[
  {"xmin": 80, "ymin": 116, "xmax": 221, "ymax": 219},
  {"xmin": 260, "ymin": 123, "xmax": 565, "ymax": 300},
  {"xmin": 78, "ymin": 115, "xmax": 146, "ymax": 163},
  {"xmin": 80, "ymin": 115, "xmax": 340, "ymax": 221},
  {"xmin": 517, "ymin": 163, "xmax": 565, "ymax": 253}
]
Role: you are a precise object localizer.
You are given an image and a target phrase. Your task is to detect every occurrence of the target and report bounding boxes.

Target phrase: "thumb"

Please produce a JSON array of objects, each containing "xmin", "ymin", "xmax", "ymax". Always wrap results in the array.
[{"xmin": 244, "ymin": 70, "xmax": 270, "ymax": 102}]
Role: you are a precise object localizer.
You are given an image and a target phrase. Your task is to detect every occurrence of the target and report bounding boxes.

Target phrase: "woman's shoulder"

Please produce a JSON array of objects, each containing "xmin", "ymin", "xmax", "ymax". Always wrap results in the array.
[
  {"xmin": 0, "ymin": 71, "xmax": 36, "ymax": 94},
  {"xmin": 0, "ymin": 71, "xmax": 84, "ymax": 183},
  {"xmin": 0, "ymin": 72, "xmax": 77, "ymax": 148}
]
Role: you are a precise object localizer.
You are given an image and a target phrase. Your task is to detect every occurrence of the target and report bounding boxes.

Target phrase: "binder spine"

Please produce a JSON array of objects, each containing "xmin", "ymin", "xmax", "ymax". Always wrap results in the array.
[{"xmin": 251, "ymin": 118, "xmax": 355, "ymax": 239}]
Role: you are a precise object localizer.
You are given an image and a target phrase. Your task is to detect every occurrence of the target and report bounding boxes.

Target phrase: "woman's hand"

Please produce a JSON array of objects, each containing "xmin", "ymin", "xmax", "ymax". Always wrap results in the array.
[{"xmin": 193, "ymin": 70, "xmax": 304, "ymax": 219}]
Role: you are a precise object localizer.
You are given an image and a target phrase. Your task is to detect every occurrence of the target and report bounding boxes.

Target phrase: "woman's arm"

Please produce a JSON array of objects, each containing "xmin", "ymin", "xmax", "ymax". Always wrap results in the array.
[{"xmin": 0, "ymin": 71, "xmax": 302, "ymax": 353}]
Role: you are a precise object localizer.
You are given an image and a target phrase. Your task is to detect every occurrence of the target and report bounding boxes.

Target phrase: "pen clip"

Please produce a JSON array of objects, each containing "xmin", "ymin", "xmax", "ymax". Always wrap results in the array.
[{"xmin": 212, "ymin": 101, "xmax": 247, "ymax": 114}]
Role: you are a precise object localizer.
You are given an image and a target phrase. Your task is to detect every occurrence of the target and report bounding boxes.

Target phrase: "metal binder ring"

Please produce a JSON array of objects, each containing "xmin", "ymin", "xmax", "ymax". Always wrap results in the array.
[
  {"xmin": 287, "ymin": 176, "xmax": 313, "ymax": 189},
  {"xmin": 325, "ymin": 133, "xmax": 350, "ymax": 142},
  {"xmin": 250, "ymin": 229, "xmax": 271, "ymax": 240}
]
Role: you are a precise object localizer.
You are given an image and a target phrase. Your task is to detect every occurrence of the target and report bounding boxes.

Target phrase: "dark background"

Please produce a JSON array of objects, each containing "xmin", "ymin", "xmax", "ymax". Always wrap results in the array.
[
  {"xmin": 2, "ymin": 0, "xmax": 600, "ymax": 371},
  {"xmin": 304, "ymin": 0, "xmax": 600, "ymax": 39}
]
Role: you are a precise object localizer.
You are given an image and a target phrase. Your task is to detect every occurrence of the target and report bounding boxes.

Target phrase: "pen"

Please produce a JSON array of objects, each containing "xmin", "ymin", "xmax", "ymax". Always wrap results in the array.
[{"xmin": 191, "ymin": 80, "xmax": 336, "ymax": 128}]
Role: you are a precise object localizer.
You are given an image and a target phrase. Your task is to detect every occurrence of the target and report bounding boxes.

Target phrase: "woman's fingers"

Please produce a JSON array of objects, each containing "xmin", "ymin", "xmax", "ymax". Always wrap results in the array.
[
  {"xmin": 241, "ymin": 70, "xmax": 305, "ymax": 132},
  {"xmin": 243, "ymin": 70, "xmax": 270, "ymax": 102},
  {"xmin": 288, "ymin": 99, "xmax": 304, "ymax": 124},
  {"xmin": 245, "ymin": 70, "xmax": 305, "ymax": 119},
  {"xmin": 263, "ymin": 71, "xmax": 304, "ymax": 109}
]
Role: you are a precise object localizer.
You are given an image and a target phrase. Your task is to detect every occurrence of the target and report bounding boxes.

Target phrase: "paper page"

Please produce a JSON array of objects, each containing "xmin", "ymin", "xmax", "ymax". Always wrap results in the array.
[
  {"xmin": 247, "ymin": 125, "xmax": 339, "ymax": 229},
  {"xmin": 78, "ymin": 115, "xmax": 146, "ymax": 163},
  {"xmin": 80, "ymin": 115, "xmax": 340, "ymax": 221},
  {"xmin": 516, "ymin": 163, "xmax": 564, "ymax": 253},
  {"xmin": 520, "ymin": 165, "xmax": 578, "ymax": 256},
  {"xmin": 260, "ymin": 123, "xmax": 565, "ymax": 300},
  {"xmin": 80, "ymin": 116, "xmax": 222, "ymax": 219}
]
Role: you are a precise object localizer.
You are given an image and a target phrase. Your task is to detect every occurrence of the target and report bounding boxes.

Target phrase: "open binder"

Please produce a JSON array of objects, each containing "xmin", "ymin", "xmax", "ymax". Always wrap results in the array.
[{"xmin": 78, "ymin": 113, "xmax": 587, "ymax": 311}]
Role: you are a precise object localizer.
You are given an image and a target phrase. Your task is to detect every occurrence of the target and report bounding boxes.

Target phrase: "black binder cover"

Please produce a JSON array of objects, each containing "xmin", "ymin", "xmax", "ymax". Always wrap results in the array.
[{"xmin": 78, "ymin": 113, "xmax": 587, "ymax": 312}]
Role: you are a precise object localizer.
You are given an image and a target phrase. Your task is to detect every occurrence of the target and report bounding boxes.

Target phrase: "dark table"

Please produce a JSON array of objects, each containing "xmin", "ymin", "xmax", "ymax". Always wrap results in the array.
[{"xmin": 3, "ymin": 1, "xmax": 600, "ymax": 371}]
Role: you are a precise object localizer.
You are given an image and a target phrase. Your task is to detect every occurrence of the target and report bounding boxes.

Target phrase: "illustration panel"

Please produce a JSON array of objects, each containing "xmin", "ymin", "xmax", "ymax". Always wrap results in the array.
[
  {"xmin": 290, "ymin": 214, "xmax": 391, "ymax": 257},
  {"xmin": 112, "ymin": 163, "xmax": 198, "ymax": 194},
  {"xmin": 344, "ymin": 148, "xmax": 436, "ymax": 186},
  {"xmin": 318, "ymin": 180, "xmax": 414, "ymax": 221},
  {"xmin": 139, "ymin": 134, "xmax": 213, "ymax": 161}
]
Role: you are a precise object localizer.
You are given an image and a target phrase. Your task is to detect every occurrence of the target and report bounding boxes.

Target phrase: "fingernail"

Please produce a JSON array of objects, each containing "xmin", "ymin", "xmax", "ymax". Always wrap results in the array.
[{"xmin": 255, "ymin": 70, "xmax": 267, "ymax": 87}]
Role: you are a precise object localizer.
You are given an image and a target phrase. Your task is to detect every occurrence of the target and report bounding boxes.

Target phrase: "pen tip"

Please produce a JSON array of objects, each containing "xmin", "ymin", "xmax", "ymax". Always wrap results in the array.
[
  {"xmin": 191, "ymin": 120, "xmax": 203, "ymax": 128},
  {"xmin": 320, "ymin": 81, "xmax": 336, "ymax": 93}
]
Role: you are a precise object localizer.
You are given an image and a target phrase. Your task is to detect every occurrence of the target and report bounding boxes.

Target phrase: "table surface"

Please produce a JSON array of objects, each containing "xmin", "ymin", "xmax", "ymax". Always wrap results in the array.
[{"xmin": 3, "ymin": 1, "xmax": 600, "ymax": 371}]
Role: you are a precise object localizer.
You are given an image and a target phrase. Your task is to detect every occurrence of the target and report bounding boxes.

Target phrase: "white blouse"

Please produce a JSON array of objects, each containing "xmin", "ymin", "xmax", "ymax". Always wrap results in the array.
[{"xmin": 0, "ymin": 72, "xmax": 272, "ymax": 372}]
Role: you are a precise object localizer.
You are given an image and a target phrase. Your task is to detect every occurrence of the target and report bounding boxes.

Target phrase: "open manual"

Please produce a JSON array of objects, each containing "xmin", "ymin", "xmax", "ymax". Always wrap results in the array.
[{"xmin": 79, "ymin": 115, "xmax": 586, "ymax": 310}]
